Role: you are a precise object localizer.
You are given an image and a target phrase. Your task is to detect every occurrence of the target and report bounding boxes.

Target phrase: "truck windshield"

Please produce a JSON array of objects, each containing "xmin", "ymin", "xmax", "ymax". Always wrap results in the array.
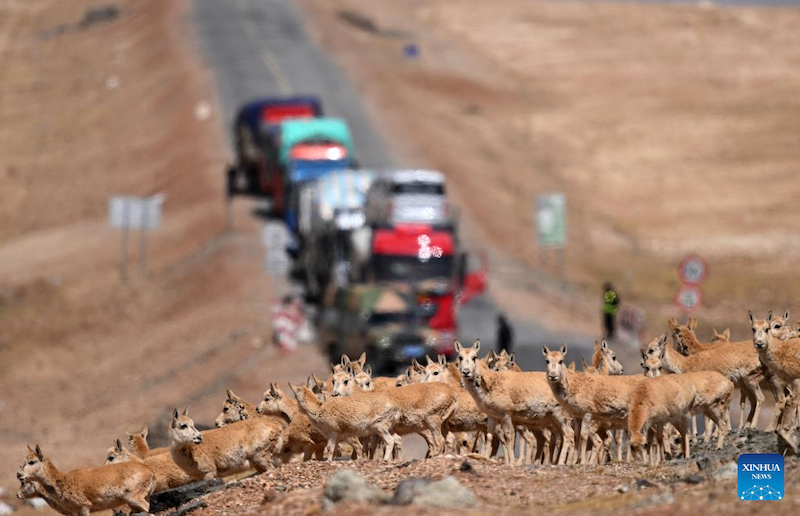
[
  {"xmin": 368, "ymin": 312, "xmax": 415, "ymax": 326},
  {"xmin": 391, "ymin": 182, "xmax": 445, "ymax": 195},
  {"xmin": 371, "ymin": 255, "xmax": 453, "ymax": 282}
]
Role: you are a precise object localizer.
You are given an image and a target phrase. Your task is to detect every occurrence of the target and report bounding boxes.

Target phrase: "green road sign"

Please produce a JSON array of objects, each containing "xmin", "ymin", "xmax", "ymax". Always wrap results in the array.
[{"xmin": 535, "ymin": 193, "xmax": 566, "ymax": 248}]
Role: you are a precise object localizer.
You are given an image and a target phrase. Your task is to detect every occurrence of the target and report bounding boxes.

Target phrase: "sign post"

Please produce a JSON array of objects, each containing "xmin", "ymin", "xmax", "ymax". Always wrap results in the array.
[
  {"xmin": 109, "ymin": 194, "xmax": 164, "ymax": 281},
  {"xmin": 535, "ymin": 193, "xmax": 567, "ymax": 273}
]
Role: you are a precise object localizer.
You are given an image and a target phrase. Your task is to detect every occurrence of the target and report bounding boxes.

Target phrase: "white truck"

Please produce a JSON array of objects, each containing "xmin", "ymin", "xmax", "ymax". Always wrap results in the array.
[
  {"xmin": 364, "ymin": 170, "xmax": 457, "ymax": 230},
  {"xmin": 297, "ymin": 169, "xmax": 375, "ymax": 299}
]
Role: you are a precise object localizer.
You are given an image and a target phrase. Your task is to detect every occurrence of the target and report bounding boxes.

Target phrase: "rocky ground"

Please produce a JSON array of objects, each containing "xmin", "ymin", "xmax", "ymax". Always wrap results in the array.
[{"xmin": 149, "ymin": 430, "xmax": 798, "ymax": 515}]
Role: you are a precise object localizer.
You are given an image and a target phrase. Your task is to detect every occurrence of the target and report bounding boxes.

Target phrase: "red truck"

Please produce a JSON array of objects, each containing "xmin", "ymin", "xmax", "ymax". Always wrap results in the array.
[{"xmin": 365, "ymin": 224, "xmax": 486, "ymax": 356}]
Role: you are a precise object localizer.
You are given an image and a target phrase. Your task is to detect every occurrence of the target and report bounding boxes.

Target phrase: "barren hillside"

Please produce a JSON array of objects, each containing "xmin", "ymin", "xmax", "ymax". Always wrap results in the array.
[{"xmin": 0, "ymin": 0, "xmax": 327, "ymax": 498}]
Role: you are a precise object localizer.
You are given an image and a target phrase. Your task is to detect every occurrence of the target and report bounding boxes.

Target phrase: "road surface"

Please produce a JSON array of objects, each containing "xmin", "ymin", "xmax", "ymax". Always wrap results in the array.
[{"xmin": 191, "ymin": 0, "xmax": 594, "ymax": 371}]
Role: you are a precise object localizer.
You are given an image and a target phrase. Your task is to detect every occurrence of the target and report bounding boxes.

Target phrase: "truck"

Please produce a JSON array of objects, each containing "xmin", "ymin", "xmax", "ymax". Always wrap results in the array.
[
  {"xmin": 364, "ymin": 169, "xmax": 456, "ymax": 231},
  {"xmin": 358, "ymin": 223, "xmax": 487, "ymax": 357},
  {"xmin": 227, "ymin": 96, "xmax": 323, "ymax": 199},
  {"xmin": 296, "ymin": 169, "xmax": 375, "ymax": 299},
  {"xmin": 279, "ymin": 118, "xmax": 355, "ymax": 229},
  {"xmin": 318, "ymin": 283, "xmax": 443, "ymax": 372}
]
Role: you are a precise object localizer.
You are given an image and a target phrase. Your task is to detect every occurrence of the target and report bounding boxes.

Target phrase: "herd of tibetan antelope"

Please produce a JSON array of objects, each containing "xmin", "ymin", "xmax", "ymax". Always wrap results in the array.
[{"xmin": 15, "ymin": 310, "xmax": 800, "ymax": 514}]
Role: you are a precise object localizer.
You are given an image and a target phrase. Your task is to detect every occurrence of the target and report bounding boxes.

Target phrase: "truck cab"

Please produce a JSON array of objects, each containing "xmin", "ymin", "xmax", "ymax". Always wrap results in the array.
[
  {"xmin": 364, "ymin": 224, "xmax": 486, "ymax": 356},
  {"xmin": 318, "ymin": 284, "xmax": 442, "ymax": 373},
  {"xmin": 228, "ymin": 97, "xmax": 322, "ymax": 197},
  {"xmin": 365, "ymin": 170, "xmax": 455, "ymax": 231},
  {"xmin": 279, "ymin": 118, "xmax": 355, "ymax": 226},
  {"xmin": 297, "ymin": 169, "xmax": 375, "ymax": 300}
]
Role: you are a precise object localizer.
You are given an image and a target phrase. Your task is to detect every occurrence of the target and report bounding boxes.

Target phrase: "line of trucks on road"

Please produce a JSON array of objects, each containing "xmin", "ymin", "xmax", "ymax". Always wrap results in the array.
[{"xmin": 226, "ymin": 96, "xmax": 486, "ymax": 372}]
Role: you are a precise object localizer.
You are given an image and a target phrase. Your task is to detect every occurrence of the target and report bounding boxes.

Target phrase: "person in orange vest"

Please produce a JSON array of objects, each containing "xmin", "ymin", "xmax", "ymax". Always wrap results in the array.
[{"xmin": 602, "ymin": 282, "xmax": 619, "ymax": 340}]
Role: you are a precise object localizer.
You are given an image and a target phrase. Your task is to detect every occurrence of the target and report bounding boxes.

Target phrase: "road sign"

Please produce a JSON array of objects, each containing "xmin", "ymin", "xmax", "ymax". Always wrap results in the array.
[
  {"xmin": 109, "ymin": 195, "xmax": 164, "ymax": 229},
  {"xmin": 108, "ymin": 195, "xmax": 165, "ymax": 280},
  {"xmin": 675, "ymin": 284, "xmax": 703, "ymax": 312},
  {"xmin": 535, "ymin": 193, "xmax": 566, "ymax": 248},
  {"xmin": 678, "ymin": 254, "xmax": 708, "ymax": 284}
]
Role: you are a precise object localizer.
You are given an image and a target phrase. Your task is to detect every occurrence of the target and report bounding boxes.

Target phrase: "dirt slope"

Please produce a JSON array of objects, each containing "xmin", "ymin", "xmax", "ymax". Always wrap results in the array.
[
  {"xmin": 0, "ymin": 0, "xmax": 328, "ymax": 500},
  {"xmin": 189, "ymin": 438, "xmax": 800, "ymax": 515},
  {"xmin": 297, "ymin": 0, "xmax": 800, "ymax": 338}
]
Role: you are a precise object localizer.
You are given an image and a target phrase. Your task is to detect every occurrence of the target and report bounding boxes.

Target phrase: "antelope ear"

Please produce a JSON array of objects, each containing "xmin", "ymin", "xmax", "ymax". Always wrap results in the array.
[
  {"xmin": 364, "ymin": 364, "xmax": 372, "ymax": 376},
  {"xmin": 115, "ymin": 439, "xmax": 124, "ymax": 452},
  {"xmin": 438, "ymin": 354, "xmax": 446, "ymax": 367},
  {"xmin": 658, "ymin": 334, "xmax": 668, "ymax": 347},
  {"xmin": 581, "ymin": 356, "xmax": 589, "ymax": 369},
  {"xmin": 600, "ymin": 339, "xmax": 609, "ymax": 351},
  {"xmin": 473, "ymin": 339, "xmax": 481, "ymax": 353},
  {"xmin": 508, "ymin": 352, "xmax": 516, "ymax": 364},
  {"xmin": 125, "ymin": 430, "xmax": 133, "ymax": 438},
  {"xmin": 182, "ymin": 407, "xmax": 190, "ymax": 417},
  {"xmin": 345, "ymin": 362, "xmax": 354, "ymax": 376},
  {"xmin": 767, "ymin": 310, "xmax": 773, "ymax": 322},
  {"xmin": 27, "ymin": 444, "xmax": 34, "ymax": 452},
  {"xmin": 723, "ymin": 328, "xmax": 730, "ymax": 339},
  {"xmin": 454, "ymin": 340, "xmax": 463, "ymax": 353},
  {"xmin": 405, "ymin": 367, "xmax": 413, "ymax": 382},
  {"xmin": 35, "ymin": 445, "xmax": 44, "ymax": 461},
  {"xmin": 541, "ymin": 345, "xmax": 549, "ymax": 357},
  {"xmin": 312, "ymin": 374, "xmax": 323, "ymax": 386},
  {"xmin": 560, "ymin": 343, "xmax": 568, "ymax": 355},
  {"xmin": 172, "ymin": 408, "xmax": 180, "ymax": 421},
  {"xmin": 567, "ymin": 361, "xmax": 576, "ymax": 372},
  {"xmin": 785, "ymin": 309, "xmax": 790, "ymax": 320},
  {"xmin": 341, "ymin": 354, "xmax": 351, "ymax": 366},
  {"xmin": 226, "ymin": 388, "xmax": 236, "ymax": 400},
  {"xmin": 330, "ymin": 363, "xmax": 338, "ymax": 373},
  {"xmin": 748, "ymin": 311, "xmax": 755, "ymax": 325},
  {"xmin": 142, "ymin": 426, "xmax": 148, "ymax": 439},
  {"xmin": 357, "ymin": 352, "xmax": 367, "ymax": 366},
  {"xmin": 305, "ymin": 376, "xmax": 314, "ymax": 388},
  {"xmin": 668, "ymin": 317, "xmax": 678, "ymax": 329},
  {"xmin": 426, "ymin": 355, "xmax": 434, "ymax": 365},
  {"xmin": 287, "ymin": 383, "xmax": 299, "ymax": 396},
  {"xmin": 659, "ymin": 346, "xmax": 666, "ymax": 360}
]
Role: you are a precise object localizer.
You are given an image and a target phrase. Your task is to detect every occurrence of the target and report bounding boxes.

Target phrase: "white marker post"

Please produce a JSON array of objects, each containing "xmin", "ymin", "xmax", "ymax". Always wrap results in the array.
[
  {"xmin": 535, "ymin": 192, "xmax": 567, "ymax": 274},
  {"xmin": 109, "ymin": 194, "xmax": 165, "ymax": 281}
]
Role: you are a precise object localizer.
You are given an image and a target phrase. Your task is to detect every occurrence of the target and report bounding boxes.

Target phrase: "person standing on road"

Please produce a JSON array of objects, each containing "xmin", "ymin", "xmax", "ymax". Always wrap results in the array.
[
  {"xmin": 602, "ymin": 282, "xmax": 620, "ymax": 340},
  {"xmin": 496, "ymin": 313, "xmax": 514, "ymax": 354}
]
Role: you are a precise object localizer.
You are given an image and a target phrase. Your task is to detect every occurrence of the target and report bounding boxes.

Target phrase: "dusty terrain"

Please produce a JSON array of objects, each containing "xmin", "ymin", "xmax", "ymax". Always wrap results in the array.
[
  {"xmin": 297, "ymin": 0, "xmax": 800, "ymax": 338},
  {"xmin": 3, "ymin": 0, "xmax": 800, "ymax": 514},
  {"xmin": 181, "ymin": 432, "xmax": 800, "ymax": 515},
  {"xmin": 0, "ymin": 0, "xmax": 327, "ymax": 502}
]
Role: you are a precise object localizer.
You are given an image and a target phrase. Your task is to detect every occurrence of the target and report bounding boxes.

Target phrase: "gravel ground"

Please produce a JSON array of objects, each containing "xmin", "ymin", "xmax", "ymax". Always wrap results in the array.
[{"xmin": 174, "ymin": 431, "xmax": 799, "ymax": 515}]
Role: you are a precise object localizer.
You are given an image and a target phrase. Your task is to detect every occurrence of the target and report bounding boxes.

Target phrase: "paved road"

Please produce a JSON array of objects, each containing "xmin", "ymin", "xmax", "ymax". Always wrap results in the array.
[{"xmin": 191, "ymin": 0, "xmax": 593, "ymax": 372}]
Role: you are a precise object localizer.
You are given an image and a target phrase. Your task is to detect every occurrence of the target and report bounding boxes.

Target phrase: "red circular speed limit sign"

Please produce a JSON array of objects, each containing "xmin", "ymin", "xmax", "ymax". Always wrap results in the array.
[
  {"xmin": 675, "ymin": 284, "xmax": 703, "ymax": 312},
  {"xmin": 678, "ymin": 254, "xmax": 708, "ymax": 284}
]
